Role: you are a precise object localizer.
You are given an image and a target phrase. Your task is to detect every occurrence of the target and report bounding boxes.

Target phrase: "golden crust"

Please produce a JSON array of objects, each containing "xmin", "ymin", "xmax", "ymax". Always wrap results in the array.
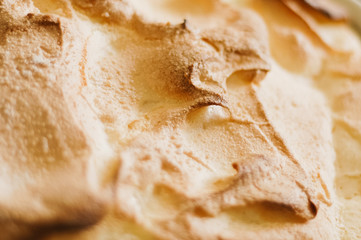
[{"xmin": 0, "ymin": 0, "xmax": 360, "ymax": 239}]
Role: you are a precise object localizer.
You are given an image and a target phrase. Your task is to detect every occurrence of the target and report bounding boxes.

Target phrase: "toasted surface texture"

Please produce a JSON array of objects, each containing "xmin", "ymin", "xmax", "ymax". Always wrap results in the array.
[{"xmin": 0, "ymin": 0, "xmax": 360, "ymax": 239}]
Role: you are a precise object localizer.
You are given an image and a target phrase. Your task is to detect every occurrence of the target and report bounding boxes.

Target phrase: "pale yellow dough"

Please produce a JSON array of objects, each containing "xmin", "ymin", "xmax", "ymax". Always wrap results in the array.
[{"xmin": 0, "ymin": 0, "xmax": 360, "ymax": 239}]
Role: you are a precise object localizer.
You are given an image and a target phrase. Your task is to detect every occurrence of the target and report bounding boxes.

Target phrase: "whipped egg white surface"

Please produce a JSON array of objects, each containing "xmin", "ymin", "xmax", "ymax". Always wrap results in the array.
[{"xmin": 0, "ymin": 0, "xmax": 361, "ymax": 239}]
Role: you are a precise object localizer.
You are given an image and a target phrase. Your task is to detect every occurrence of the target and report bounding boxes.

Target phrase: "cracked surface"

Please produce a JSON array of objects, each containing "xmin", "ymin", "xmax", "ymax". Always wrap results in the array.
[{"xmin": 0, "ymin": 0, "xmax": 360, "ymax": 239}]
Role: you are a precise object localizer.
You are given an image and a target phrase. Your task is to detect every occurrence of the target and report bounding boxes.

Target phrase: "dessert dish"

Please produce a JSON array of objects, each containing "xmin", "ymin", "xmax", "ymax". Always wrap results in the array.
[{"xmin": 0, "ymin": 0, "xmax": 360, "ymax": 239}]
